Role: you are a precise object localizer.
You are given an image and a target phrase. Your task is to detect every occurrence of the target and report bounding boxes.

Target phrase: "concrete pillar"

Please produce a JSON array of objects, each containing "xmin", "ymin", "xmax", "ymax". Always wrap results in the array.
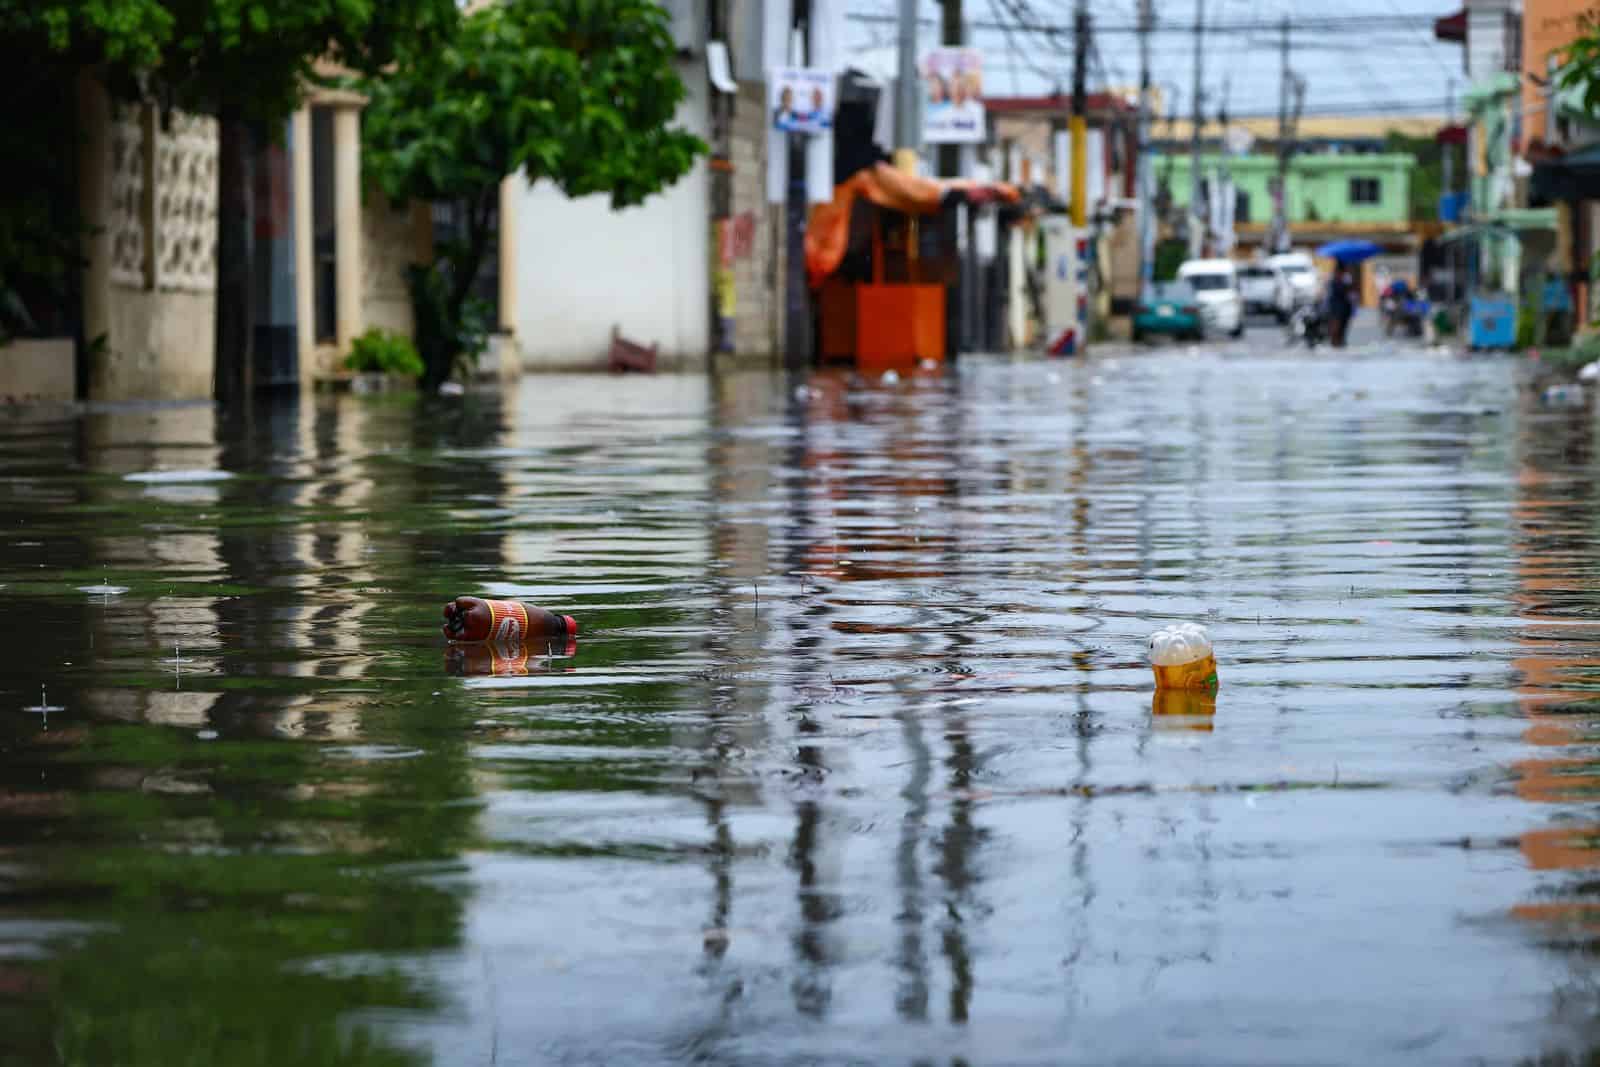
[
  {"xmin": 290, "ymin": 107, "xmax": 315, "ymax": 387},
  {"xmin": 333, "ymin": 104, "xmax": 363, "ymax": 352},
  {"xmin": 77, "ymin": 71, "xmax": 112, "ymax": 400}
]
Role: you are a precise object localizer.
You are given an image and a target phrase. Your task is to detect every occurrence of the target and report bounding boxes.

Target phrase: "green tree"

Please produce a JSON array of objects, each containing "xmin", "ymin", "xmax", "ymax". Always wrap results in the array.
[
  {"xmin": 1559, "ymin": 11, "xmax": 1600, "ymax": 116},
  {"xmin": 1383, "ymin": 130, "xmax": 1443, "ymax": 222},
  {"xmin": 360, "ymin": 0, "xmax": 706, "ymax": 388}
]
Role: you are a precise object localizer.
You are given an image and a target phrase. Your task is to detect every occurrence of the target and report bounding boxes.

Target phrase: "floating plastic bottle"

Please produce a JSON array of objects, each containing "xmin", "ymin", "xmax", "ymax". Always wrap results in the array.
[
  {"xmin": 443, "ymin": 596, "xmax": 577, "ymax": 645},
  {"xmin": 1148, "ymin": 622, "xmax": 1218, "ymax": 692}
]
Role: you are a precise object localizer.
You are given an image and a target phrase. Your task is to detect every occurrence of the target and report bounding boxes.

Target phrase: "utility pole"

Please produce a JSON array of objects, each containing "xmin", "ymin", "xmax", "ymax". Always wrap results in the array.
[
  {"xmin": 1136, "ymin": 0, "xmax": 1154, "ymax": 288},
  {"xmin": 1216, "ymin": 77, "xmax": 1231, "ymax": 255},
  {"xmin": 1188, "ymin": 0, "xmax": 1204, "ymax": 257},
  {"xmin": 895, "ymin": 0, "xmax": 919, "ymax": 170},
  {"xmin": 1271, "ymin": 14, "xmax": 1289, "ymax": 253},
  {"xmin": 1071, "ymin": 0, "xmax": 1089, "ymax": 227},
  {"xmin": 939, "ymin": 0, "xmax": 962, "ymax": 177},
  {"xmin": 1442, "ymin": 76, "xmax": 1456, "ymax": 217}
]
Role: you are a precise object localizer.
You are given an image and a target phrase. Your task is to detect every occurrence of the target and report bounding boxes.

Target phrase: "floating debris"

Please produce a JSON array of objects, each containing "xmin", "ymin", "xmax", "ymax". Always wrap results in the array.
[
  {"xmin": 122, "ymin": 470, "xmax": 234, "ymax": 484},
  {"xmin": 1148, "ymin": 622, "xmax": 1219, "ymax": 691},
  {"xmin": 78, "ymin": 576, "xmax": 129, "ymax": 597}
]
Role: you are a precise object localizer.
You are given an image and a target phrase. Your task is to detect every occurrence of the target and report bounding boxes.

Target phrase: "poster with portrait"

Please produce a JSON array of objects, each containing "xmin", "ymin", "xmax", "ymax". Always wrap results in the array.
[
  {"xmin": 922, "ymin": 47, "xmax": 985, "ymax": 144},
  {"xmin": 770, "ymin": 68, "xmax": 835, "ymax": 134}
]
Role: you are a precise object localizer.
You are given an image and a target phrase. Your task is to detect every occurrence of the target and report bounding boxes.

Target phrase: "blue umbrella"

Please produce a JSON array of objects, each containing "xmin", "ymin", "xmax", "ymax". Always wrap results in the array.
[{"xmin": 1315, "ymin": 239, "xmax": 1382, "ymax": 263}]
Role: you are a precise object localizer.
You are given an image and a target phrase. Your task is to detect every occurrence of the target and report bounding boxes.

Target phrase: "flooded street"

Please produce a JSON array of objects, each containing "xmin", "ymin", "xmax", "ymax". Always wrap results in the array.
[{"xmin": 3, "ymin": 344, "xmax": 1600, "ymax": 1065}]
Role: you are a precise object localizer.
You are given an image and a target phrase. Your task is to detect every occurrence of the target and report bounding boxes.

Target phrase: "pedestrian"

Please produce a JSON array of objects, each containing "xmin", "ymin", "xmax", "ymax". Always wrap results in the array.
[{"xmin": 1326, "ymin": 263, "xmax": 1355, "ymax": 348}]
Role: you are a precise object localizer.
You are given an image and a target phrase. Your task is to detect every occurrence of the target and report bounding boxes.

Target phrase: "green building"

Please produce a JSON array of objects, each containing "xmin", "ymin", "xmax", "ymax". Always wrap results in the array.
[{"xmin": 1159, "ymin": 153, "xmax": 1416, "ymax": 228}]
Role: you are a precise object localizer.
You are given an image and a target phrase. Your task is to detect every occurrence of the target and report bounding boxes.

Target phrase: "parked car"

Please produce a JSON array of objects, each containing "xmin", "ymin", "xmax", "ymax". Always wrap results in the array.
[
  {"xmin": 1238, "ymin": 262, "xmax": 1292, "ymax": 322},
  {"xmin": 1267, "ymin": 251, "xmax": 1320, "ymax": 309},
  {"xmin": 1133, "ymin": 280, "xmax": 1205, "ymax": 342},
  {"xmin": 1177, "ymin": 259, "xmax": 1245, "ymax": 337}
]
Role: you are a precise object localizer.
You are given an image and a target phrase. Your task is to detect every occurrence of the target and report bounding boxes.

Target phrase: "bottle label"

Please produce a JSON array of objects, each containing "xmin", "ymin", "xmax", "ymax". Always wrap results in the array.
[{"xmin": 486, "ymin": 599, "xmax": 529, "ymax": 645}]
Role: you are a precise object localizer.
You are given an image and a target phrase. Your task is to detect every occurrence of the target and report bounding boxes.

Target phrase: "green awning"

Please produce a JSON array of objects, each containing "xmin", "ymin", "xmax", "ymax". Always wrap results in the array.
[
  {"xmin": 1485, "ymin": 207, "xmax": 1558, "ymax": 231},
  {"xmin": 1438, "ymin": 222, "xmax": 1515, "ymax": 245},
  {"xmin": 1463, "ymin": 72, "xmax": 1519, "ymax": 113}
]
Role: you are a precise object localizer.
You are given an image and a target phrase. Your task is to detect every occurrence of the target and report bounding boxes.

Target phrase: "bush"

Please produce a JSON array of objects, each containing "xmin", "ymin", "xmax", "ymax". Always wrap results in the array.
[{"xmin": 343, "ymin": 328, "xmax": 425, "ymax": 378}]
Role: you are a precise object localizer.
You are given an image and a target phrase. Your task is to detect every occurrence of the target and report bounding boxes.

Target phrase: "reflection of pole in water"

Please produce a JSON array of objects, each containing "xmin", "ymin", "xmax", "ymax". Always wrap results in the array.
[
  {"xmin": 782, "ymin": 377, "xmax": 841, "ymax": 1020},
  {"xmin": 788, "ymin": 722, "xmax": 834, "ymax": 1018},
  {"xmin": 894, "ymin": 701, "xmax": 932, "ymax": 1021},
  {"xmin": 938, "ymin": 714, "xmax": 978, "ymax": 1024}
]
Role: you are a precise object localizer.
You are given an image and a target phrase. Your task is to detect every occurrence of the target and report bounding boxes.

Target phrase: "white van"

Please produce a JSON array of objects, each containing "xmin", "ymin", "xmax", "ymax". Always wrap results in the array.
[
  {"xmin": 1267, "ymin": 252, "xmax": 1320, "ymax": 308},
  {"xmin": 1177, "ymin": 259, "xmax": 1245, "ymax": 338}
]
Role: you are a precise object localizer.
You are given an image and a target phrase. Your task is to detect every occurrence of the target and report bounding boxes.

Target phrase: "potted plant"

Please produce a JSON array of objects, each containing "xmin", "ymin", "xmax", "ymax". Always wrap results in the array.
[{"xmin": 341, "ymin": 328, "xmax": 424, "ymax": 392}]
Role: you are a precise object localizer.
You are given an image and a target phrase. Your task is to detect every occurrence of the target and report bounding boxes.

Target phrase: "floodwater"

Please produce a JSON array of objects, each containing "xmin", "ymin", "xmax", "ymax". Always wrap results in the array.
[{"xmin": 1, "ymin": 347, "xmax": 1598, "ymax": 1065}]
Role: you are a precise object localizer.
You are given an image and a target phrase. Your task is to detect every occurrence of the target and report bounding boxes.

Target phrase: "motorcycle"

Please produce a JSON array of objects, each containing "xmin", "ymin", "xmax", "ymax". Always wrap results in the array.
[
  {"xmin": 1286, "ymin": 304, "xmax": 1327, "ymax": 348},
  {"xmin": 1380, "ymin": 288, "xmax": 1429, "ymax": 338}
]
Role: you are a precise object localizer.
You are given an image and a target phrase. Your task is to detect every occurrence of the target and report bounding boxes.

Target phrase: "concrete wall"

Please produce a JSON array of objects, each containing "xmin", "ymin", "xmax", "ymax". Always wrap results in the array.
[
  {"xmin": 511, "ymin": 61, "xmax": 710, "ymax": 370},
  {"xmin": 1467, "ymin": 0, "xmax": 1520, "ymax": 81},
  {"xmin": 727, "ymin": 81, "xmax": 782, "ymax": 362},
  {"xmin": 362, "ymin": 192, "xmax": 421, "ymax": 338},
  {"xmin": 97, "ymin": 288, "xmax": 215, "ymax": 399},
  {"xmin": 79, "ymin": 89, "xmax": 218, "ymax": 403},
  {"xmin": 0, "ymin": 339, "xmax": 75, "ymax": 403},
  {"xmin": 1523, "ymin": 0, "xmax": 1587, "ymax": 144}
]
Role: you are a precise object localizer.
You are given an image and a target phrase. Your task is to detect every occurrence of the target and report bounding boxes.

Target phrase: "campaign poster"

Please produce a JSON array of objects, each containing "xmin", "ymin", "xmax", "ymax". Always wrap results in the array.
[
  {"xmin": 770, "ymin": 68, "xmax": 835, "ymax": 134},
  {"xmin": 922, "ymin": 47, "xmax": 985, "ymax": 144}
]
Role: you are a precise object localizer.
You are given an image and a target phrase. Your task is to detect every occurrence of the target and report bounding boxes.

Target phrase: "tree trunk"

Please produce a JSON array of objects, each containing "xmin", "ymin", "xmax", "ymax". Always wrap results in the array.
[
  {"xmin": 421, "ymin": 191, "xmax": 492, "ymax": 390},
  {"xmin": 214, "ymin": 115, "xmax": 255, "ymax": 406}
]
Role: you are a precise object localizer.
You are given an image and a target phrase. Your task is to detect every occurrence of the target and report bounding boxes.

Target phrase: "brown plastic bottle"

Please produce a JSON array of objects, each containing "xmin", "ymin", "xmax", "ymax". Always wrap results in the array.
[{"xmin": 442, "ymin": 596, "xmax": 577, "ymax": 645}]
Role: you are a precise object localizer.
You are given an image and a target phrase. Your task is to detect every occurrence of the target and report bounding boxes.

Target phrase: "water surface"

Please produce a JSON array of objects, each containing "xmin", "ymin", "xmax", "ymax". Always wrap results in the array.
[{"xmin": 1, "ymin": 350, "xmax": 1598, "ymax": 1065}]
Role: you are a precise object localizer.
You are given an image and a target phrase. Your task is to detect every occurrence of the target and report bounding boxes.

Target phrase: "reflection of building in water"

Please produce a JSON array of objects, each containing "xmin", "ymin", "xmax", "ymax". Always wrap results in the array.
[
  {"xmin": 702, "ymin": 367, "xmax": 984, "ymax": 1023},
  {"xmin": 71, "ymin": 394, "xmax": 403, "ymax": 738},
  {"xmin": 1508, "ymin": 399, "xmax": 1600, "ymax": 937}
]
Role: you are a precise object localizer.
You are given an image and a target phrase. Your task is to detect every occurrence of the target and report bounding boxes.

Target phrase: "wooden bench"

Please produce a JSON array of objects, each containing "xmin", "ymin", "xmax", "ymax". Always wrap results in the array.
[{"xmin": 608, "ymin": 326, "xmax": 658, "ymax": 373}]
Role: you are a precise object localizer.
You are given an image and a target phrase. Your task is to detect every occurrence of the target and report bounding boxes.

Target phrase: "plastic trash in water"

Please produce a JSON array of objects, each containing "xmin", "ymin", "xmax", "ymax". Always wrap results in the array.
[
  {"xmin": 1148, "ymin": 622, "xmax": 1218, "ymax": 691},
  {"xmin": 443, "ymin": 596, "xmax": 577, "ymax": 648},
  {"xmin": 1542, "ymin": 383, "xmax": 1586, "ymax": 408},
  {"xmin": 1579, "ymin": 361, "xmax": 1600, "ymax": 382},
  {"xmin": 881, "ymin": 370, "xmax": 901, "ymax": 385}
]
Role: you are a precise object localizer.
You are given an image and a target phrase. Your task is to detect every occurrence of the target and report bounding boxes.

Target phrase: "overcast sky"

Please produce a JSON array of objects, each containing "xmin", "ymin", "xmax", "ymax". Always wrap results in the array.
[{"xmin": 844, "ymin": 0, "xmax": 1465, "ymax": 120}]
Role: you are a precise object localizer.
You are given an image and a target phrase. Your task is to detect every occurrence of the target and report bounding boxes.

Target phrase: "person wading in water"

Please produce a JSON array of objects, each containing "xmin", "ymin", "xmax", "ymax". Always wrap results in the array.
[{"xmin": 1326, "ymin": 264, "xmax": 1356, "ymax": 348}]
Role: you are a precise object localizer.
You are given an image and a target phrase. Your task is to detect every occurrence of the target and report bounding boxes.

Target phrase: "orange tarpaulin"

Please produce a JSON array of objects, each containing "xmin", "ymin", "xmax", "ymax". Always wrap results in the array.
[{"xmin": 804, "ymin": 163, "xmax": 1021, "ymax": 288}]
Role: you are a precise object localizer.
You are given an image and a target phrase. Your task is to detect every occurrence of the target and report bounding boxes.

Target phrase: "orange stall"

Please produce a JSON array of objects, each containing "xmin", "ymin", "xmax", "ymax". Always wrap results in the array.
[{"xmin": 807, "ymin": 164, "xmax": 1020, "ymax": 372}]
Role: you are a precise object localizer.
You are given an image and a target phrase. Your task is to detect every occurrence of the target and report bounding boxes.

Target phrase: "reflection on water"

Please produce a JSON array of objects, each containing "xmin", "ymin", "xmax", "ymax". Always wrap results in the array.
[{"xmin": 1, "ymin": 353, "xmax": 1600, "ymax": 1062}]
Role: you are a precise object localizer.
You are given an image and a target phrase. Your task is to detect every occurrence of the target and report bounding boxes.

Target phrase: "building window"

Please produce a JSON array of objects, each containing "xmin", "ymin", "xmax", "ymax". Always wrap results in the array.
[{"xmin": 1349, "ymin": 177, "xmax": 1381, "ymax": 205}]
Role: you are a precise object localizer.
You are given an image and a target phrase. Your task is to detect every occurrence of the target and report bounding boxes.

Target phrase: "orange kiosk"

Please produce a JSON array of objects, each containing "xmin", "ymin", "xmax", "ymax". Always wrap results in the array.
[{"xmin": 808, "ymin": 164, "xmax": 1019, "ymax": 372}]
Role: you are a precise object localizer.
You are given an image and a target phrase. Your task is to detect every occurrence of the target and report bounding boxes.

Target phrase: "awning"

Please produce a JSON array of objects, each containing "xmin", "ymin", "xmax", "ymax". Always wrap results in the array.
[
  {"xmin": 1463, "ymin": 72, "xmax": 1520, "ymax": 113},
  {"xmin": 1531, "ymin": 143, "xmax": 1600, "ymax": 202},
  {"xmin": 1438, "ymin": 209, "xmax": 1557, "ymax": 245},
  {"xmin": 805, "ymin": 163, "xmax": 1021, "ymax": 287},
  {"xmin": 1433, "ymin": 9, "xmax": 1465, "ymax": 42}
]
